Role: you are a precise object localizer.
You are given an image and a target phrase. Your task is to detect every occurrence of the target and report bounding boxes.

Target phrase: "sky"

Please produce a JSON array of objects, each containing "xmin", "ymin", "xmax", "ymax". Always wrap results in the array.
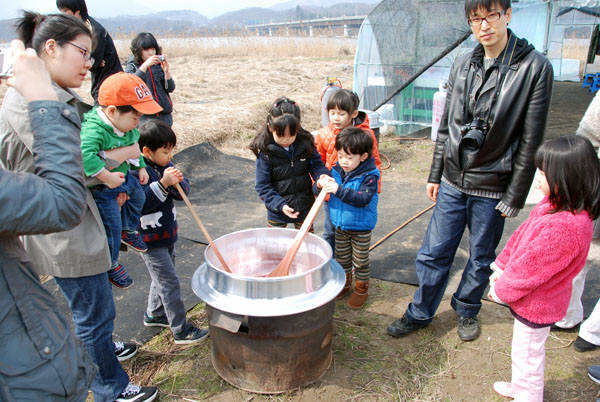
[{"xmin": 2, "ymin": 0, "xmax": 285, "ymax": 19}]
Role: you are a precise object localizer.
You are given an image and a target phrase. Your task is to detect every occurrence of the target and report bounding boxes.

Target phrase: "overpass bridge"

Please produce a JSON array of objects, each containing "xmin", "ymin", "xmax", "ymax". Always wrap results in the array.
[{"xmin": 246, "ymin": 15, "xmax": 366, "ymax": 37}]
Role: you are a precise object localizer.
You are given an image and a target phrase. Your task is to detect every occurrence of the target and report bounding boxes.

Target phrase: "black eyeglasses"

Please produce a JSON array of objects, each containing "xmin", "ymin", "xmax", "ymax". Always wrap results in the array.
[
  {"xmin": 468, "ymin": 10, "xmax": 505, "ymax": 27},
  {"xmin": 67, "ymin": 42, "xmax": 94, "ymax": 65}
]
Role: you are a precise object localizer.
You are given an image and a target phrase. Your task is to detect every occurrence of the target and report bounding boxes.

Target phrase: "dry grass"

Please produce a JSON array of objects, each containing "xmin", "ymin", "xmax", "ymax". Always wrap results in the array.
[{"xmin": 113, "ymin": 36, "xmax": 356, "ymax": 61}]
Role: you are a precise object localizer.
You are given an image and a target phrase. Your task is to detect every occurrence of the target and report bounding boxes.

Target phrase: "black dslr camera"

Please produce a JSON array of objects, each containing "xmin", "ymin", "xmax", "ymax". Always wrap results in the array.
[{"xmin": 460, "ymin": 118, "xmax": 489, "ymax": 151}]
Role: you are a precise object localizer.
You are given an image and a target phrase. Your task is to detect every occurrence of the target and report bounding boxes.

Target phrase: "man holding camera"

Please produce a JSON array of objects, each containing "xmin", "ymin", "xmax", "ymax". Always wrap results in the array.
[{"xmin": 387, "ymin": 0, "xmax": 553, "ymax": 341}]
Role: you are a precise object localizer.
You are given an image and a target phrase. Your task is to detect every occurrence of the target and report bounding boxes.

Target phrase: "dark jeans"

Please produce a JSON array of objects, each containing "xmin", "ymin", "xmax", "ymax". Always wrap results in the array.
[
  {"xmin": 91, "ymin": 173, "xmax": 145, "ymax": 266},
  {"xmin": 142, "ymin": 245, "xmax": 187, "ymax": 335},
  {"xmin": 406, "ymin": 182, "xmax": 505, "ymax": 324},
  {"xmin": 55, "ymin": 272, "xmax": 129, "ymax": 401}
]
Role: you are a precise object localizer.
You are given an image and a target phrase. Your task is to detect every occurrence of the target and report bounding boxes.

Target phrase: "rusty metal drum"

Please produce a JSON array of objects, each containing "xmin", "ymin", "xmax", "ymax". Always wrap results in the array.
[
  {"xmin": 191, "ymin": 227, "xmax": 344, "ymax": 393},
  {"xmin": 206, "ymin": 301, "xmax": 335, "ymax": 393}
]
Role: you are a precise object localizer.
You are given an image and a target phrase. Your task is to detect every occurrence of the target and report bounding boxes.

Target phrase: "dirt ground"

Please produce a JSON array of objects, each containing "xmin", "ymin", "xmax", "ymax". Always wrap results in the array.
[
  {"xmin": 122, "ymin": 54, "xmax": 599, "ymax": 401},
  {"xmin": 3, "ymin": 41, "xmax": 600, "ymax": 401}
]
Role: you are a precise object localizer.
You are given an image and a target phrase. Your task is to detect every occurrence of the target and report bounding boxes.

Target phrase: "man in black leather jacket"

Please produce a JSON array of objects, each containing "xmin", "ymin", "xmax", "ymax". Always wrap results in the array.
[{"xmin": 387, "ymin": 0, "xmax": 553, "ymax": 341}]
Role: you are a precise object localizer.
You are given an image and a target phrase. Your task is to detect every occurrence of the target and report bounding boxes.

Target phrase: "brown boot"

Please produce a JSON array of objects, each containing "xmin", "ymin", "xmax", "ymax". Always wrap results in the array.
[
  {"xmin": 337, "ymin": 272, "xmax": 352, "ymax": 299},
  {"xmin": 347, "ymin": 280, "xmax": 369, "ymax": 309}
]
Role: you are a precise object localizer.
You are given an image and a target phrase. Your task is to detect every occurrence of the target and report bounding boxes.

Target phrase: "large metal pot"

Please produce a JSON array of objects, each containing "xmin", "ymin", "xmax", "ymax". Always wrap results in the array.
[
  {"xmin": 192, "ymin": 227, "xmax": 345, "ymax": 317},
  {"xmin": 191, "ymin": 227, "xmax": 345, "ymax": 393}
]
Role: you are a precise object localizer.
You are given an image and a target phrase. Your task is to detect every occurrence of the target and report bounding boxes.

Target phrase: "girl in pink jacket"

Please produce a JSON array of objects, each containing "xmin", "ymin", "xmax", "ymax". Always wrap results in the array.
[{"xmin": 488, "ymin": 135, "xmax": 600, "ymax": 402}]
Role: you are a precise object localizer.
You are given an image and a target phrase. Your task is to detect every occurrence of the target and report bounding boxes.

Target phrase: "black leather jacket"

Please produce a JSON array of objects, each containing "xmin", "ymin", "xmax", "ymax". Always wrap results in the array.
[{"xmin": 429, "ymin": 31, "xmax": 553, "ymax": 210}]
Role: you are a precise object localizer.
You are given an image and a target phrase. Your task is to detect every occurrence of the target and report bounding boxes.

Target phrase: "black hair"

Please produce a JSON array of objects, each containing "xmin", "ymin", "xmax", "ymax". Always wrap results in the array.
[
  {"xmin": 15, "ymin": 11, "xmax": 91, "ymax": 55},
  {"xmin": 56, "ymin": 0, "xmax": 89, "ymax": 20},
  {"xmin": 130, "ymin": 32, "xmax": 162, "ymax": 65},
  {"xmin": 335, "ymin": 127, "xmax": 373, "ymax": 159},
  {"xmin": 326, "ymin": 89, "xmax": 360, "ymax": 114},
  {"xmin": 249, "ymin": 96, "xmax": 315, "ymax": 157},
  {"xmin": 115, "ymin": 105, "xmax": 136, "ymax": 113},
  {"xmin": 535, "ymin": 135, "xmax": 600, "ymax": 220},
  {"xmin": 138, "ymin": 120, "xmax": 177, "ymax": 151},
  {"xmin": 465, "ymin": 0, "xmax": 511, "ymax": 17}
]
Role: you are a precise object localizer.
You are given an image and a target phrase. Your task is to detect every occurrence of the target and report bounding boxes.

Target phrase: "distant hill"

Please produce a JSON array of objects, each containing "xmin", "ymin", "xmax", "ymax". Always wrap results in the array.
[
  {"xmin": 0, "ymin": 2, "xmax": 375, "ymax": 41},
  {"xmin": 271, "ymin": 0, "xmax": 379, "ymax": 11},
  {"xmin": 97, "ymin": 11, "xmax": 210, "ymax": 37},
  {"xmin": 213, "ymin": 3, "xmax": 375, "ymax": 27}
]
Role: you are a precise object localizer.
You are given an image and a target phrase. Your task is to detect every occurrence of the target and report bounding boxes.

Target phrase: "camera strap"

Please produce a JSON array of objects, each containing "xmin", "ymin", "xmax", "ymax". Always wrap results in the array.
[{"xmin": 461, "ymin": 33, "xmax": 518, "ymax": 128}]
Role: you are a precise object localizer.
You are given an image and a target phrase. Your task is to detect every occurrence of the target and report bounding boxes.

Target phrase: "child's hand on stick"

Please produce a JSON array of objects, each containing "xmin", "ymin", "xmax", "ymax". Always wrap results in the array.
[
  {"xmin": 160, "ymin": 166, "xmax": 183, "ymax": 188},
  {"xmin": 322, "ymin": 180, "xmax": 339, "ymax": 194},
  {"xmin": 317, "ymin": 174, "xmax": 334, "ymax": 189}
]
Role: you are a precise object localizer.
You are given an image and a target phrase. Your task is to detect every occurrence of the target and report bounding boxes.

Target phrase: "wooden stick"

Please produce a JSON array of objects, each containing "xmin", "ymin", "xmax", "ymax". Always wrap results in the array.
[
  {"xmin": 175, "ymin": 183, "xmax": 232, "ymax": 273},
  {"xmin": 369, "ymin": 203, "xmax": 436, "ymax": 251},
  {"xmin": 268, "ymin": 190, "xmax": 328, "ymax": 277}
]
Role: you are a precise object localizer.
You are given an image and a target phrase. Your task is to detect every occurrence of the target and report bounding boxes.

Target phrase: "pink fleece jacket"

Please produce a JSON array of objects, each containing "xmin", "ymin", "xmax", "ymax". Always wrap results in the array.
[{"xmin": 494, "ymin": 197, "xmax": 593, "ymax": 324}]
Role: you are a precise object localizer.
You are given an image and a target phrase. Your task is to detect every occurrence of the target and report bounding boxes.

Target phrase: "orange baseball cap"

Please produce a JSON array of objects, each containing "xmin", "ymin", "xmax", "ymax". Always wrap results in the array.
[{"xmin": 98, "ymin": 72, "xmax": 163, "ymax": 115}]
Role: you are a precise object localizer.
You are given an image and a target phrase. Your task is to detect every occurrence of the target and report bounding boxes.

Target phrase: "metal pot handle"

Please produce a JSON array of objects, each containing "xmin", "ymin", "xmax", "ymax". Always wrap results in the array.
[{"xmin": 210, "ymin": 309, "xmax": 245, "ymax": 333}]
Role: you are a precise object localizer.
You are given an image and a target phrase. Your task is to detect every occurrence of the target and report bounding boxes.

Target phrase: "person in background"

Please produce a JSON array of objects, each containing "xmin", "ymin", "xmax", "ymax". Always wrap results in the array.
[
  {"xmin": 387, "ymin": 0, "xmax": 553, "ymax": 342},
  {"xmin": 125, "ymin": 32, "xmax": 175, "ymax": 126},
  {"xmin": 250, "ymin": 97, "xmax": 330, "ymax": 230},
  {"xmin": 315, "ymin": 89, "xmax": 381, "ymax": 251},
  {"xmin": 317, "ymin": 127, "xmax": 379, "ymax": 309},
  {"xmin": 0, "ymin": 38, "xmax": 96, "ymax": 402},
  {"xmin": 551, "ymin": 90, "xmax": 600, "ymax": 354},
  {"xmin": 488, "ymin": 135, "xmax": 600, "ymax": 401},
  {"xmin": 137, "ymin": 120, "xmax": 209, "ymax": 344},
  {"xmin": 0, "ymin": 12, "xmax": 156, "ymax": 402},
  {"xmin": 57, "ymin": 0, "xmax": 123, "ymax": 102}
]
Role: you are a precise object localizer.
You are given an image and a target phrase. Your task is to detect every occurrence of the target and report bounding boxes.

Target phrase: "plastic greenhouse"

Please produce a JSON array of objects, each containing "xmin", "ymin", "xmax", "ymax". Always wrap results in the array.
[{"xmin": 354, "ymin": 0, "xmax": 600, "ymax": 135}]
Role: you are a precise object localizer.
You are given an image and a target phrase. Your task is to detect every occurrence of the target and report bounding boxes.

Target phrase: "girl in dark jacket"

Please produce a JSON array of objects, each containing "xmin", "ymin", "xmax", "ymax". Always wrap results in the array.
[
  {"xmin": 250, "ymin": 97, "xmax": 330, "ymax": 229},
  {"xmin": 125, "ymin": 32, "xmax": 175, "ymax": 126}
]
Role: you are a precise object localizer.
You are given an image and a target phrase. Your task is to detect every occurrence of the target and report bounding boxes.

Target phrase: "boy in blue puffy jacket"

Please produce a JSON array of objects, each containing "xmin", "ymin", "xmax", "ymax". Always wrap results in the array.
[{"xmin": 317, "ymin": 127, "xmax": 379, "ymax": 309}]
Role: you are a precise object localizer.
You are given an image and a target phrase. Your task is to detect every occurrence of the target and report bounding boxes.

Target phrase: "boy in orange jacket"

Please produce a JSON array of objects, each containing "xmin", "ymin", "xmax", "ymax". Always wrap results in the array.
[{"xmin": 315, "ymin": 89, "xmax": 381, "ymax": 252}]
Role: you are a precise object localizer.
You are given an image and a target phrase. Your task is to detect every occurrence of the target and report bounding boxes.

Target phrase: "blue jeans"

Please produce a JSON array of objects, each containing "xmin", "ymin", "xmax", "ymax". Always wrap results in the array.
[
  {"xmin": 92, "ymin": 173, "xmax": 145, "ymax": 266},
  {"xmin": 55, "ymin": 272, "xmax": 129, "ymax": 402},
  {"xmin": 142, "ymin": 245, "xmax": 187, "ymax": 334},
  {"xmin": 406, "ymin": 182, "xmax": 505, "ymax": 324},
  {"xmin": 323, "ymin": 201, "xmax": 335, "ymax": 251}
]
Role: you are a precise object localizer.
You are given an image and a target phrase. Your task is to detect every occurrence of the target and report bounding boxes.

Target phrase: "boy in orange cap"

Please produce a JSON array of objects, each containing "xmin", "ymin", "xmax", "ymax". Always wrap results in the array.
[{"xmin": 80, "ymin": 72, "xmax": 162, "ymax": 288}]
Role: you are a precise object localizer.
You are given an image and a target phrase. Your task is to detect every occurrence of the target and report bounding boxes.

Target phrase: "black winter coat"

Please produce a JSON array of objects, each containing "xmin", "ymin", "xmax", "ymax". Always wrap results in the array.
[
  {"xmin": 429, "ymin": 30, "xmax": 553, "ymax": 210},
  {"xmin": 255, "ymin": 136, "xmax": 330, "ymax": 223},
  {"xmin": 88, "ymin": 17, "xmax": 123, "ymax": 102}
]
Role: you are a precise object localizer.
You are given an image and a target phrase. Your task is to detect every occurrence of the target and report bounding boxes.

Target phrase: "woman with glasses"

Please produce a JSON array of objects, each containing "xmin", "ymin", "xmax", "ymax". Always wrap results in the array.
[{"xmin": 0, "ymin": 12, "xmax": 157, "ymax": 402}]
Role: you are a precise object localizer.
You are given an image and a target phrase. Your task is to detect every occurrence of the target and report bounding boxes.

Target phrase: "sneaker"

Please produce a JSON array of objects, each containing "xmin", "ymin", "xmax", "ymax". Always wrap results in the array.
[
  {"xmin": 387, "ymin": 314, "xmax": 428, "ymax": 337},
  {"xmin": 458, "ymin": 316, "xmax": 481, "ymax": 341},
  {"xmin": 115, "ymin": 383, "xmax": 158, "ymax": 402},
  {"xmin": 589, "ymin": 365, "xmax": 600, "ymax": 384},
  {"xmin": 174, "ymin": 325, "xmax": 209, "ymax": 345},
  {"xmin": 143, "ymin": 312, "xmax": 169, "ymax": 328},
  {"xmin": 575, "ymin": 336, "xmax": 600, "ymax": 352},
  {"xmin": 114, "ymin": 341, "xmax": 138, "ymax": 362},
  {"xmin": 121, "ymin": 230, "xmax": 148, "ymax": 252},
  {"xmin": 551, "ymin": 323, "xmax": 580, "ymax": 332},
  {"xmin": 108, "ymin": 264, "xmax": 133, "ymax": 289},
  {"xmin": 493, "ymin": 381, "xmax": 513, "ymax": 398}
]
